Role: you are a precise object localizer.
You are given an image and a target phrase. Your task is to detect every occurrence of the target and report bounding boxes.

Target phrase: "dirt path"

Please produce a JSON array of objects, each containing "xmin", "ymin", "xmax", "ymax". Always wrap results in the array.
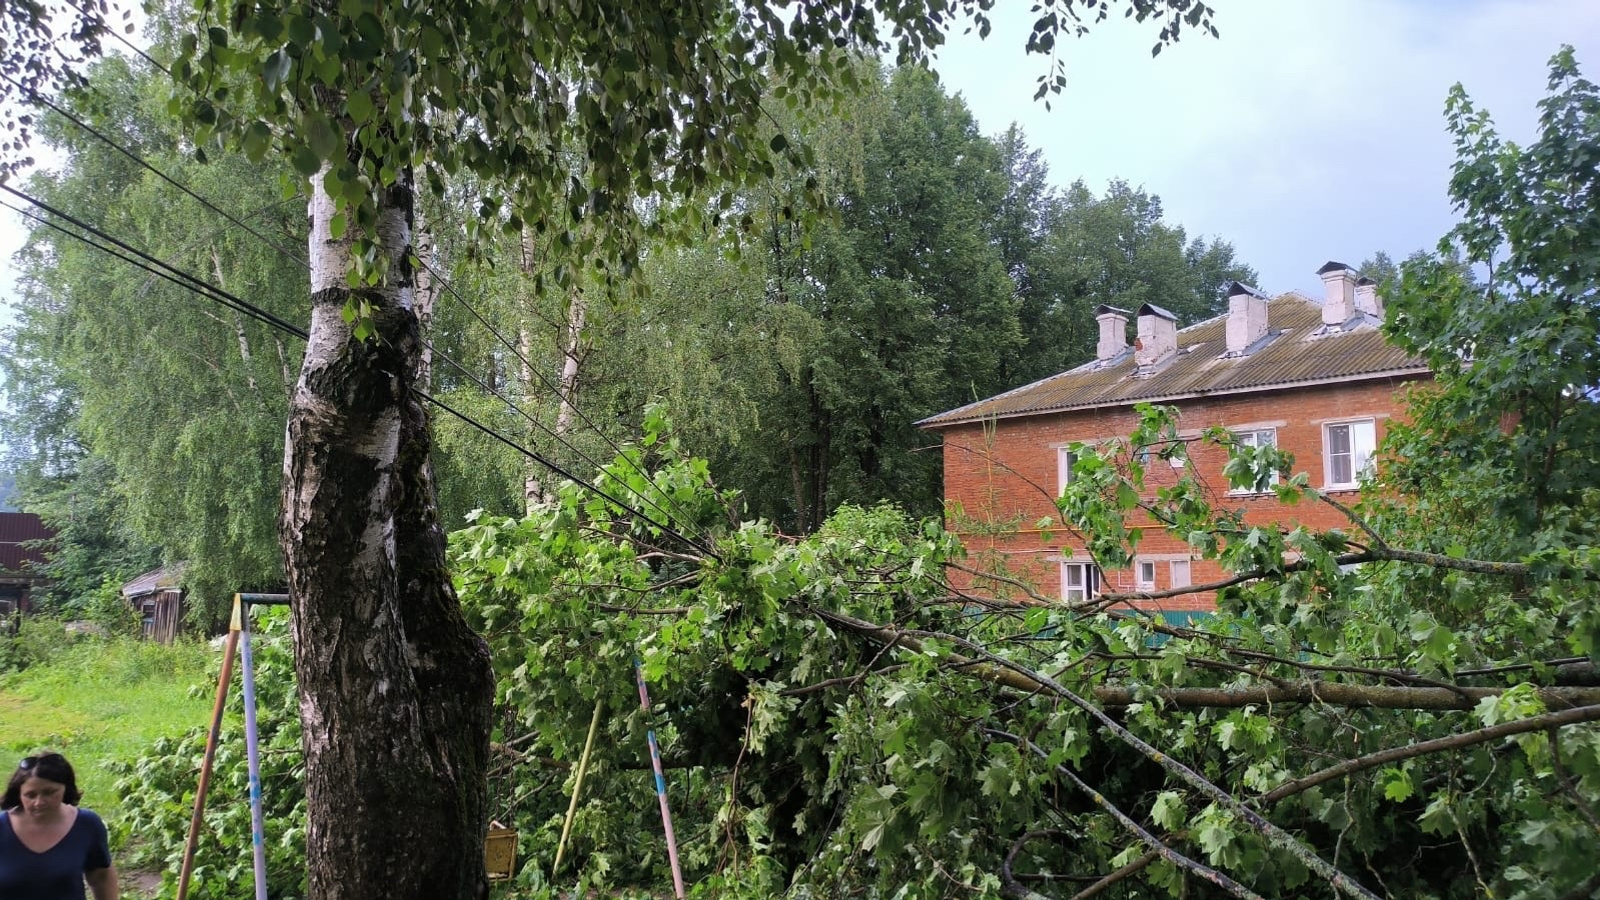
[{"xmin": 124, "ymin": 868, "xmax": 162, "ymax": 897}]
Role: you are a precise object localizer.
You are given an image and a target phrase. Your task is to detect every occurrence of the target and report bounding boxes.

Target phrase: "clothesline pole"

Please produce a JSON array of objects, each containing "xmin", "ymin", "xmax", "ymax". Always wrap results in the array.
[
  {"xmin": 176, "ymin": 619, "xmax": 238, "ymax": 900},
  {"xmin": 635, "ymin": 659, "xmax": 686, "ymax": 899}
]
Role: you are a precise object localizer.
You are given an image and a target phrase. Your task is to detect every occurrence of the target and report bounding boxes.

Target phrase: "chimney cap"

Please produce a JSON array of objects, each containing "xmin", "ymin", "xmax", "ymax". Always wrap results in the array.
[
  {"xmin": 1317, "ymin": 260, "xmax": 1355, "ymax": 276},
  {"xmin": 1355, "ymin": 276, "xmax": 1377, "ymax": 287},
  {"xmin": 1223, "ymin": 281, "xmax": 1268, "ymax": 300},
  {"xmin": 1138, "ymin": 302, "xmax": 1178, "ymax": 322},
  {"xmin": 1095, "ymin": 304, "xmax": 1133, "ymax": 318}
]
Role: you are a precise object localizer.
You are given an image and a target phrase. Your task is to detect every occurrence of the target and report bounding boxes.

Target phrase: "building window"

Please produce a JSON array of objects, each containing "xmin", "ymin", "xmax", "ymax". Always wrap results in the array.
[
  {"xmin": 1135, "ymin": 559, "xmax": 1156, "ymax": 591},
  {"xmin": 1057, "ymin": 447, "xmax": 1078, "ymax": 495},
  {"xmin": 1062, "ymin": 561, "xmax": 1101, "ymax": 602},
  {"xmin": 1325, "ymin": 419, "xmax": 1376, "ymax": 488},
  {"xmin": 1229, "ymin": 427, "xmax": 1278, "ymax": 493},
  {"xmin": 1170, "ymin": 559, "xmax": 1191, "ymax": 589}
]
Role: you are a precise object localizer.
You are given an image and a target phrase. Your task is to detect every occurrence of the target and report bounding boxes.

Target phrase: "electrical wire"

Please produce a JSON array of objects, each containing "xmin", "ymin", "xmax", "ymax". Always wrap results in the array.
[
  {"xmin": 15, "ymin": 72, "xmax": 715, "ymax": 548},
  {"xmin": 0, "ymin": 70, "xmax": 308, "ymax": 269},
  {"xmin": 60, "ymin": 0, "xmax": 175, "ymax": 79},
  {"xmin": 2, "ymin": 183, "xmax": 717, "ymax": 557}
]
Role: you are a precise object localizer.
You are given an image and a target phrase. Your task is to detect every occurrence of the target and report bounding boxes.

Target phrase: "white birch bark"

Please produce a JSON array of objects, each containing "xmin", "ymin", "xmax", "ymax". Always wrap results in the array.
[
  {"xmin": 212, "ymin": 247, "xmax": 260, "ymax": 395},
  {"xmin": 283, "ymin": 162, "xmax": 492, "ymax": 900}
]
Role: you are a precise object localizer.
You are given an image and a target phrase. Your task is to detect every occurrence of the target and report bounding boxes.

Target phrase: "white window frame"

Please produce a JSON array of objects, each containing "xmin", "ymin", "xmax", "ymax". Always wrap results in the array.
[
  {"xmin": 1324, "ymin": 419, "xmax": 1377, "ymax": 489},
  {"xmin": 1228, "ymin": 427, "xmax": 1279, "ymax": 494},
  {"xmin": 1057, "ymin": 447, "xmax": 1079, "ymax": 495},
  {"xmin": 1135, "ymin": 559, "xmax": 1157, "ymax": 591},
  {"xmin": 1062, "ymin": 561, "xmax": 1101, "ymax": 603},
  {"xmin": 1170, "ymin": 559, "xmax": 1192, "ymax": 589}
]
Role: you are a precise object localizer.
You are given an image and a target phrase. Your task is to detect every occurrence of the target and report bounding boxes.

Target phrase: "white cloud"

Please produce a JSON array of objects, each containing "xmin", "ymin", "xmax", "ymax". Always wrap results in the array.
[{"xmin": 930, "ymin": 0, "xmax": 1600, "ymax": 293}]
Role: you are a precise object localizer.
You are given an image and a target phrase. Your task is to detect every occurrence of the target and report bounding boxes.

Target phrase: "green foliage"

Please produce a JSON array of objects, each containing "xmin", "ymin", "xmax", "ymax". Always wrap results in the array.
[
  {"xmin": 604, "ymin": 65, "xmax": 1257, "ymax": 534},
  {"xmin": 0, "ymin": 634, "xmax": 212, "ymax": 825},
  {"xmin": 0, "ymin": 614, "xmax": 76, "ymax": 674},
  {"xmin": 1036, "ymin": 50, "xmax": 1600, "ymax": 899},
  {"xmin": 172, "ymin": 0, "xmax": 1216, "ymax": 287},
  {"xmin": 82, "ymin": 575, "xmax": 142, "ymax": 636},
  {"xmin": 111, "ymin": 608, "xmax": 307, "ymax": 900}
]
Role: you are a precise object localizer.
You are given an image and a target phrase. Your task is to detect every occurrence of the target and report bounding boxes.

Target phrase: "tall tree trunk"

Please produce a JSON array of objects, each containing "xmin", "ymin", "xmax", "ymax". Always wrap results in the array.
[
  {"xmin": 518, "ymin": 228, "xmax": 544, "ymax": 511},
  {"xmin": 413, "ymin": 223, "xmax": 437, "ymax": 388},
  {"xmin": 212, "ymin": 247, "xmax": 260, "ymax": 396},
  {"xmin": 282, "ymin": 166, "xmax": 494, "ymax": 900},
  {"xmin": 553, "ymin": 288, "xmax": 586, "ymax": 437}
]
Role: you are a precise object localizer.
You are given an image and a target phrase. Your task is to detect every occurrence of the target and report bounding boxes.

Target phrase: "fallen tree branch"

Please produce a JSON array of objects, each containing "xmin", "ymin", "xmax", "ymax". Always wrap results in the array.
[
  {"xmin": 991, "ymin": 734, "xmax": 1267, "ymax": 900},
  {"xmin": 1089, "ymin": 682, "xmax": 1600, "ymax": 711},
  {"xmin": 1066, "ymin": 847, "xmax": 1162, "ymax": 900},
  {"xmin": 1548, "ymin": 726, "xmax": 1600, "ymax": 837},
  {"xmin": 813, "ymin": 608, "xmax": 1382, "ymax": 900},
  {"xmin": 1259, "ymin": 704, "xmax": 1600, "ymax": 804}
]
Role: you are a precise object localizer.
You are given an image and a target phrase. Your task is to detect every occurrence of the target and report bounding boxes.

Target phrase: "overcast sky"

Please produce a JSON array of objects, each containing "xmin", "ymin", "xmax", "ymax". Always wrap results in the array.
[
  {"xmin": 929, "ymin": 0, "xmax": 1598, "ymax": 295},
  {"xmin": 0, "ymin": 2, "xmax": 1596, "ymax": 322}
]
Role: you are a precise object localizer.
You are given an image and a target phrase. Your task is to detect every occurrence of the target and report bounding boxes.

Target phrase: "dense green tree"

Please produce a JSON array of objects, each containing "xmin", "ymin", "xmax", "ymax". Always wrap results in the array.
[{"xmin": 1002, "ymin": 178, "xmax": 1257, "ymax": 387}]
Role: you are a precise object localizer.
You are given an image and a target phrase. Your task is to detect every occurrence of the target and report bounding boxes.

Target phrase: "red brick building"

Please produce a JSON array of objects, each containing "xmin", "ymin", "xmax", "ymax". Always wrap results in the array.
[{"xmin": 918, "ymin": 262, "xmax": 1430, "ymax": 613}]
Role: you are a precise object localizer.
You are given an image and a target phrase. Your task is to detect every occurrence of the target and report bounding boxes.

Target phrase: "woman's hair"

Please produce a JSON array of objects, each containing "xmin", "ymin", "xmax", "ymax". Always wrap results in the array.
[{"xmin": 3, "ymin": 752, "xmax": 82, "ymax": 809}]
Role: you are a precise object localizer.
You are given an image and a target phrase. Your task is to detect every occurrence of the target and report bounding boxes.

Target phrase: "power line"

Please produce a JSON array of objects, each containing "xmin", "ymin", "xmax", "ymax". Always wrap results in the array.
[
  {"xmin": 0, "ymin": 197, "xmax": 293, "ymax": 339},
  {"xmin": 3, "ymin": 183, "xmax": 717, "ymax": 557},
  {"xmin": 16, "ymin": 75, "xmax": 714, "ymax": 548},
  {"xmin": 0, "ymin": 70, "xmax": 308, "ymax": 269},
  {"xmin": 0, "ymin": 184, "xmax": 305, "ymax": 339},
  {"xmin": 60, "ymin": 0, "xmax": 175, "ymax": 79}
]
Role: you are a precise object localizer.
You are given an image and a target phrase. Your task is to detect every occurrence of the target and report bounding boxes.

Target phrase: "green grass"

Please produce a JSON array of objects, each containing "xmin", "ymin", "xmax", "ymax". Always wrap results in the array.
[{"xmin": 0, "ymin": 635, "xmax": 219, "ymax": 826}]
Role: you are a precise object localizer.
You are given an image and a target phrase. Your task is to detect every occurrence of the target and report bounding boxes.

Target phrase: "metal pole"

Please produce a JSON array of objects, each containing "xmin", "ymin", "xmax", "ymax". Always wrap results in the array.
[
  {"xmin": 634, "ymin": 660, "xmax": 685, "ymax": 899},
  {"xmin": 238, "ymin": 597, "xmax": 269, "ymax": 900},
  {"xmin": 177, "ymin": 614, "xmax": 239, "ymax": 900},
  {"xmin": 553, "ymin": 699, "xmax": 604, "ymax": 874}
]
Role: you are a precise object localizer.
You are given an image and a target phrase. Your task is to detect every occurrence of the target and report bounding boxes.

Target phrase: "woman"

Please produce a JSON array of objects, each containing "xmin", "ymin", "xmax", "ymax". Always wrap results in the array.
[{"xmin": 0, "ymin": 752, "xmax": 118, "ymax": 900}]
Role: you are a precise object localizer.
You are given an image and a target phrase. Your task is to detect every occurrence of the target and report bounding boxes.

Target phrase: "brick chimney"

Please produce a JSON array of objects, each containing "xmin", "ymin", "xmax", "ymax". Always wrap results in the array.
[
  {"xmin": 1135, "ymin": 302, "xmax": 1178, "ymax": 368},
  {"xmin": 1095, "ymin": 305, "xmax": 1131, "ymax": 362},
  {"xmin": 1354, "ymin": 276, "xmax": 1382, "ymax": 317},
  {"xmin": 1224, "ymin": 281, "xmax": 1269, "ymax": 355},
  {"xmin": 1318, "ymin": 261, "xmax": 1357, "ymax": 327}
]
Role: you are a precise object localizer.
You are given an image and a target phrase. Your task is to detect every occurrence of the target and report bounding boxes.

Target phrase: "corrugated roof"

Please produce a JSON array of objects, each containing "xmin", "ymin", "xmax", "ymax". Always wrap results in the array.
[
  {"xmin": 919, "ymin": 293, "xmax": 1429, "ymax": 428},
  {"xmin": 0, "ymin": 513, "xmax": 54, "ymax": 573},
  {"xmin": 121, "ymin": 564, "xmax": 185, "ymax": 598}
]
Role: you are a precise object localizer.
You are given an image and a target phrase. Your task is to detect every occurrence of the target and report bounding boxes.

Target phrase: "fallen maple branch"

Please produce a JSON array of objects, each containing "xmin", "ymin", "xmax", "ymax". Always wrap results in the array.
[{"xmin": 1259, "ymin": 704, "xmax": 1600, "ymax": 804}]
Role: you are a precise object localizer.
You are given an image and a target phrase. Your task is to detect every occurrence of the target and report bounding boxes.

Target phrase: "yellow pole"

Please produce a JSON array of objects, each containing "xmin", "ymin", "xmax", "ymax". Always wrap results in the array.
[{"xmin": 552, "ymin": 699, "xmax": 604, "ymax": 874}]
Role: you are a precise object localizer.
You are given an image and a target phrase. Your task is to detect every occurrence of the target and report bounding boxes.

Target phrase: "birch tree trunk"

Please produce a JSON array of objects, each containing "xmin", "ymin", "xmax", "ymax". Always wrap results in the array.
[{"xmin": 281, "ymin": 168, "xmax": 494, "ymax": 900}]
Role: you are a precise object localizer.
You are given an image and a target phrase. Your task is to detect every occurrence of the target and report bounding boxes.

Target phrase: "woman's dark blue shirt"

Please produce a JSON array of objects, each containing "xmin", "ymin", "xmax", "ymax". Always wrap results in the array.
[{"xmin": 0, "ymin": 808, "xmax": 112, "ymax": 900}]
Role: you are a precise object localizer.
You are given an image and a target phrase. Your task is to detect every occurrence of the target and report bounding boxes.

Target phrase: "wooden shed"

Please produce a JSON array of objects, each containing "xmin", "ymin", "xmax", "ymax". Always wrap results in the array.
[{"xmin": 122, "ymin": 565, "xmax": 185, "ymax": 643}]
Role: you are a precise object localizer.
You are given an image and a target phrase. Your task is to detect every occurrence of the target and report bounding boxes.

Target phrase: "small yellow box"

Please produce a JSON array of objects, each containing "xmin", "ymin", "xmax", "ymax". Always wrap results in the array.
[{"xmin": 485, "ymin": 822, "xmax": 517, "ymax": 882}]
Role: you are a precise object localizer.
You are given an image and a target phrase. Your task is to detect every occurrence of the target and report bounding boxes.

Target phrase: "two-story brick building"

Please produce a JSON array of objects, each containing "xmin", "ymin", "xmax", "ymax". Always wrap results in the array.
[{"xmin": 917, "ymin": 262, "xmax": 1430, "ymax": 612}]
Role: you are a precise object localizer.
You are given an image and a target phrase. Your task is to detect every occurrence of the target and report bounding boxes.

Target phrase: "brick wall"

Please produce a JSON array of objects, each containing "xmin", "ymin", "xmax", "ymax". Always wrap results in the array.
[{"xmin": 936, "ymin": 376, "xmax": 1428, "ymax": 611}]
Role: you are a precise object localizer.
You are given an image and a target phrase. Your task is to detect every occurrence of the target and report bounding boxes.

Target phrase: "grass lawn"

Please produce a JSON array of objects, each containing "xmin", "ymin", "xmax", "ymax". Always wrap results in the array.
[{"xmin": 0, "ymin": 634, "xmax": 220, "ymax": 825}]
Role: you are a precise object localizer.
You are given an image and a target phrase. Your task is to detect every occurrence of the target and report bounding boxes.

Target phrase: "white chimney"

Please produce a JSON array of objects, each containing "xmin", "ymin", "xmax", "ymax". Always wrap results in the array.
[
  {"xmin": 1224, "ymin": 281, "xmax": 1269, "ymax": 355},
  {"xmin": 1095, "ymin": 305, "xmax": 1131, "ymax": 362},
  {"xmin": 1354, "ymin": 276, "xmax": 1382, "ymax": 318},
  {"xmin": 1318, "ymin": 261, "xmax": 1356, "ymax": 327},
  {"xmin": 1135, "ymin": 303, "xmax": 1178, "ymax": 368}
]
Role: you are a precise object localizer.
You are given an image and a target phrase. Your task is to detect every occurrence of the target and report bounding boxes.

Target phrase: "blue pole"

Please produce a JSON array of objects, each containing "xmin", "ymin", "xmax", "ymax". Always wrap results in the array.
[
  {"xmin": 237, "ymin": 598, "xmax": 269, "ymax": 900},
  {"xmin": 634, "ymin": 660, "xmax": 685, "ymax": 899}
]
